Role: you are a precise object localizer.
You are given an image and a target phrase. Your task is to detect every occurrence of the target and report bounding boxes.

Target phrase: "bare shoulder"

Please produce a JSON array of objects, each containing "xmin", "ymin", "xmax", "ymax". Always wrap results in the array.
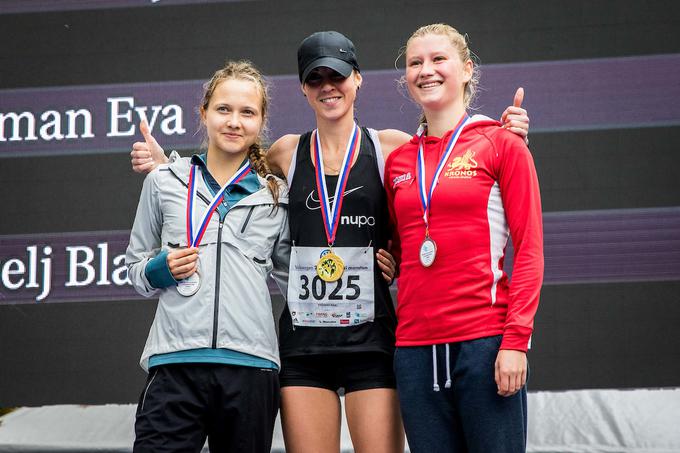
[
  {"xmin": 267, "ymin": 134, "xmax": 300, "ymax": 178},
  {"xmin": 377, "ymin": 129, "xmax": 412, "ymax": 159}
]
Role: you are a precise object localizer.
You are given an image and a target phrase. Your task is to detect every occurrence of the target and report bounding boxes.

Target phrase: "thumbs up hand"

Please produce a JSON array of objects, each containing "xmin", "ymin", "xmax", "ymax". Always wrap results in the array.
[
  {"xmin": 500, "ymin": 87, "xmax": 530, "ymax": 143},
  {"xmin": 130, "ymin": 120, "xmax": 169, "ymax": 174}
]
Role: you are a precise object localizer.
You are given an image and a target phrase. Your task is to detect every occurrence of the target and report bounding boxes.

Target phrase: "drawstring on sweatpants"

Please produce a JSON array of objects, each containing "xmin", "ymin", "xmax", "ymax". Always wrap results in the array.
[
  {"xmin": 432, "ymin": 345, "xmax": 440, "ymax": 391},
  {"xmin": 445, "ymin": 344, "xmax": 452, "ymax": 389},
  {"xmin": 432, "ymin": 344, "xmax": 453, "ymax": 392}
]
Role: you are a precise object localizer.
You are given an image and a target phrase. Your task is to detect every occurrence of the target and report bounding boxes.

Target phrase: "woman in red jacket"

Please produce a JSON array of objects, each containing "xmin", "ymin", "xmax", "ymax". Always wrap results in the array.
[{"xmin": 384, "ymin": 24, "xmax": 544, "ymax": 453}]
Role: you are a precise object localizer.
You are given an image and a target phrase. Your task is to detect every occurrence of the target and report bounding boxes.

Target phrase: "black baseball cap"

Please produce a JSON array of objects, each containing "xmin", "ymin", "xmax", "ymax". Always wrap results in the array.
[{"xmin": 297, "ymin": 31, "xmax": 360, "ymax": 83}]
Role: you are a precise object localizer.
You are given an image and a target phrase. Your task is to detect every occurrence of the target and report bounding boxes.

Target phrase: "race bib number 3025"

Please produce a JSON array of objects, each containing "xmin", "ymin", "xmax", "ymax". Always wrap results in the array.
[{"xmin": 287, "ymin": 246, "xmax": 374, "ymax": 327}]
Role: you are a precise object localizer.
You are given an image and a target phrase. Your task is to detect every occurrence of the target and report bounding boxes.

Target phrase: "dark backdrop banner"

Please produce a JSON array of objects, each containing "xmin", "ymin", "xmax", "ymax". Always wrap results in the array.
[{"xmin": 1, "ymin": 0, "xmax": 679, "ymax": 406}]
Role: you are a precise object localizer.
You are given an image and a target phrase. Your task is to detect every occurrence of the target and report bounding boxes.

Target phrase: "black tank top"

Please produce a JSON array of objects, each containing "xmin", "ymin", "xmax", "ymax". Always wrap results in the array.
[{"xmin": 279, "ymin": 127, "xmax": 397, "ymax": 358}]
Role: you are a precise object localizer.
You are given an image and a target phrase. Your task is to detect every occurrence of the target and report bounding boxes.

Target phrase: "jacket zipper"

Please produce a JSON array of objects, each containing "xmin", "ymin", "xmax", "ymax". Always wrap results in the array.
[
  {"xmin": 167, "ymin": 166, "xmax": 285, "ymax": 347},
  {"xmin": 167, "ymin": 167, "xmax": 220, "ymax": 344},
  {"xmin": 212, "ymin": 218, "xmax": 225, "ymax": 349}
]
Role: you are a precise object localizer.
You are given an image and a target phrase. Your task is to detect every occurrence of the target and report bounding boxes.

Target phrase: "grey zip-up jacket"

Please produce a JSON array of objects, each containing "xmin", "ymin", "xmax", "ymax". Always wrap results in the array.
[{"xmin": 126, "ymin": 157, "xmax": 290, "ymax": 372}]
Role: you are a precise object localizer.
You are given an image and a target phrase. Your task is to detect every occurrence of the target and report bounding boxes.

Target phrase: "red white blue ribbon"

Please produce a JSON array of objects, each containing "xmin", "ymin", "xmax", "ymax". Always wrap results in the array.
[
  {"xmin": 186, "ymin": 162, "xmax": 251, "ymax": 247},
  {"xmin": 312, "ymin": 124, "xmax": 361, "ymax": 246},
  {"xmin": 416, "ymin": 114, "xmax": 469, "ymax": 232}
]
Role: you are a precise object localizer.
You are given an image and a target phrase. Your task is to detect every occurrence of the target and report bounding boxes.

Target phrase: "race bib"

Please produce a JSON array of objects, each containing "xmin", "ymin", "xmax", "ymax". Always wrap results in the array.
[{"xmin": 287, "ymin": 246, "xmax": 374, "ymax": 327}]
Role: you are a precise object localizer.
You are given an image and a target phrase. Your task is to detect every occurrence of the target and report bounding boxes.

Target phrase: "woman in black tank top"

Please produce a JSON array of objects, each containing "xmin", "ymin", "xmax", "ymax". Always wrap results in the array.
[
  {"xmin": 268, "ymin": 32, "xmax": 409, "ymax": 453},
  {"xmin": 280, "ymin": 127, "xmax": 396, "ymax": 358}
]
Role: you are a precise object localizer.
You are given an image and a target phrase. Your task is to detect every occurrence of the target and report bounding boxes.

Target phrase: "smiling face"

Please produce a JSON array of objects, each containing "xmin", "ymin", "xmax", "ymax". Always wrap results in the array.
[
  {"xmin": 301, "ymin": 67, "xmax": 362, "ymax": 122},
  {"xmin": 201, "ymin": 78, "xmax": 264, "ymax": 157},
  {"xmin": 405, "ymin": 32, "xmax": 473, "ymax": 113}
]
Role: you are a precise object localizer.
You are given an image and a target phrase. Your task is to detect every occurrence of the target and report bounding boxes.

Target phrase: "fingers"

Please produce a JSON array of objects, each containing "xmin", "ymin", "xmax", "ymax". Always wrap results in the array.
[
  {"xmin": 131, "ymin": 147, "xmax": 151, "ymax": 162},
  {"xmin": 502, "ymin": 111, "xmax": 529, "ymax": 139},
  {"xmin": 515, "ymin": 368, "xmax": 524, "ymax": 393},
  {"xmin": 131, "ymin": 135, "xmax": 152, "ymax": 174},
  {"xmin": 497, "ymin": 367, "xmax": 518, "ymax": 397},
  {"xmin": 137, "ymin": 120, "xmax": 168, "ymax": 171},
  {"xmin": 513, "ymin": 87, "xmax": 524, "ymax": 108},
  {"xmin": 503, "ymin": 110, "xmax": 529, "ymax": 122},
  {"xmin": 505, "ymin": 126, "xmax": 528, "ymax": 138},
  {"xmin": 131, "ymin": 128, "xmax": 163, "ymax": 174},
  {"xmin": 167, "ymin": 247, "xmax": 199, "ymax": 280},
  {"xmin": 174, "ymin": 262, "xmax": 198, "ymax": 281},
  {"xmin": 133, "ymin": 160, "xmax": 157, "ymax": 174},
  {"xmin": 495, "ymin": 350, "xmax": 527, "ymax": 397},
  {"xmin": 502, "ymin": 88, "xmax": 529, "ymax": 141},
  {"xmin": 501, "ymin": 109, "xmax": 528, "ymax": 126},
  {"xmin": 500, "ymin": 86, "xmax": 525, "ymax": 124},
  {"xmin": 377, "ymin": 260, "xmax": 393, "ymax": 283},
  {"xmin": 132, "ymin": 140, "xmax": 150, "ymax": 152},
  {"xmin": 131, "ymin": 146, "xmax": 153, "ymax": 173},
  {"xmin": 376, "ymin": 248, "xmax": 396, "ymax": 283},
  {"xmin": 494, "ymin": 357, "xmax": 513, "ymax": 396},
  {"xmin": 495, "ymin": 357, "xmax": 501, "ymax": 390},
  {"xmin": 140, "ymin": 119, "xmax": 158, "ymax": 147},
  {"xmin": 377, "ymin": 248, "xmax": 397, "ymax": 267}
]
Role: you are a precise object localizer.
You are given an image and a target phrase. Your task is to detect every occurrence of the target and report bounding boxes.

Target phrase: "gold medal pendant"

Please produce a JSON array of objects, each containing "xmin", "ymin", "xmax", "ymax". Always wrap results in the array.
[{"xmin": 316, "ymin": 249, "xmax": 345, "ymax": 282}]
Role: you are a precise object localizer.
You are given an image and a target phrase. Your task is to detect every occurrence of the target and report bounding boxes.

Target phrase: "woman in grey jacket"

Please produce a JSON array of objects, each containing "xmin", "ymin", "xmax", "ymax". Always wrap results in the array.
[{"xmin": 125, "ymin": 60, "xmax": 289, "ymax": 453}]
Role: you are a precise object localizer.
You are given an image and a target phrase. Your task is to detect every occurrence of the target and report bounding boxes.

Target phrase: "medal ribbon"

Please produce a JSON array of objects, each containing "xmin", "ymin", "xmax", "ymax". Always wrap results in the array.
[
  {"xmin": 417, "ymin": 114, "xmax": 469, "ymax": 232},
  {"xmin": 313, "ymin": 124, "xmax": 361, "ymax": 246},
  {"xmin": 186, "ymin": 162, "xmax": 251, "ymax": 247}
]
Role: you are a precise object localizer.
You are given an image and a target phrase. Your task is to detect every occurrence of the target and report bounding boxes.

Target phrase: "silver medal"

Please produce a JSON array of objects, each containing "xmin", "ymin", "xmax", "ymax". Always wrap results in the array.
[
  {"xmin": 177, "ymin": 272, "xmax": 201, "ymax": 297},
  {"xmin": 419, "ymin": 237, "xmax": 437, "ymax": 267}
]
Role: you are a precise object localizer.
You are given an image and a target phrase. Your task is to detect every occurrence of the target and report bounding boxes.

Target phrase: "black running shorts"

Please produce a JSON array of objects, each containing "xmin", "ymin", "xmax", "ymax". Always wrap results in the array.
[{"xmin": 279, "ymin": 351, "xmax": 396, "ymax": 393}]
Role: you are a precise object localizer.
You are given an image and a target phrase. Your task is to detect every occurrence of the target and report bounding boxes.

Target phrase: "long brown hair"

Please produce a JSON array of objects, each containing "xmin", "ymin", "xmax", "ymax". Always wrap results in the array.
[{"xmin": 201, "ymin": 60, "xmax": 280, "ymax": 204}]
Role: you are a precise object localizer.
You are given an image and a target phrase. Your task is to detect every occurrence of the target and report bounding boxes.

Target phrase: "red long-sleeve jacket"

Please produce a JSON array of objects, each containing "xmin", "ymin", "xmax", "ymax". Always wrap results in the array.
[{"xmin": 384, "ymin": 116, "xmax": 544, "ymax": 352}]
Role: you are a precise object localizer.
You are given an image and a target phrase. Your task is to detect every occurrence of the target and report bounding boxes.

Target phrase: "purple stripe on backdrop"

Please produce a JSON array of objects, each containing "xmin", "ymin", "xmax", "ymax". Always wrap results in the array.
[
  {"xmin": 504, "ymin": 206, "xmax": 680, "ymax": 284},
  {"xmin": 1, "ymin": 54, "xmax": 679, "ymax": 157},
  {"xmin": 0, "ymin": 0, "xmax": 254, "ymax": 15},
  {"xmin": 0, "ymin": 230, "xmax": 137, "ymax": 305},
  {"xmin": 1, "ymin": 207, "xmax": 678, "ymax": 305}
]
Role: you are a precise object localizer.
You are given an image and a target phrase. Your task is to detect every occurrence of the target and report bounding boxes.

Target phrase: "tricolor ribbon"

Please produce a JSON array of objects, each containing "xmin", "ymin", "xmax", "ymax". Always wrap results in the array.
[
  {"xmin": 416, "ymin": 114, "xmax": 469, "ymax": 232},
  {"xmin": 313, "ymin": 124, "xmax": 361, "ymax": 246},
  {"xmin": 186, "ymin": 161, "xmax": 251, "ymax": 247}
]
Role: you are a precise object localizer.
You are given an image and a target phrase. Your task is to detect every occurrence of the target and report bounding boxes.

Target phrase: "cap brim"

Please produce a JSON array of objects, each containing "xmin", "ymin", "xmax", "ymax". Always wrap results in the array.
[{"xmin": 301, "ymin": 57, "xmax": 354, "ymax": 83}]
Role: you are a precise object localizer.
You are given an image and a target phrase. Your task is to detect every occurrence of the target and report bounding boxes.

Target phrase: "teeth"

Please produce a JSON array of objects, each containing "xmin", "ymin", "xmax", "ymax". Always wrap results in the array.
[
  {"xmin": 420, "ymin": 82, "xmax": 440, "ymax": 89},
  {"xmin": 321, "ymin": 97, "xmax": 341, "ymax": 103}
]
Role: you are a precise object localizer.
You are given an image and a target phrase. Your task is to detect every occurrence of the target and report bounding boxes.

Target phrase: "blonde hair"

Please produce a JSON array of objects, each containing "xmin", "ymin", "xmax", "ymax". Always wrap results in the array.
[
  {"xmin": 200, "ymin": 60, "xmax": 279, "ymax": 204},
  {"xmin": 404, "ymin": 24, "xmax": 480, "ymax": 124}
]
